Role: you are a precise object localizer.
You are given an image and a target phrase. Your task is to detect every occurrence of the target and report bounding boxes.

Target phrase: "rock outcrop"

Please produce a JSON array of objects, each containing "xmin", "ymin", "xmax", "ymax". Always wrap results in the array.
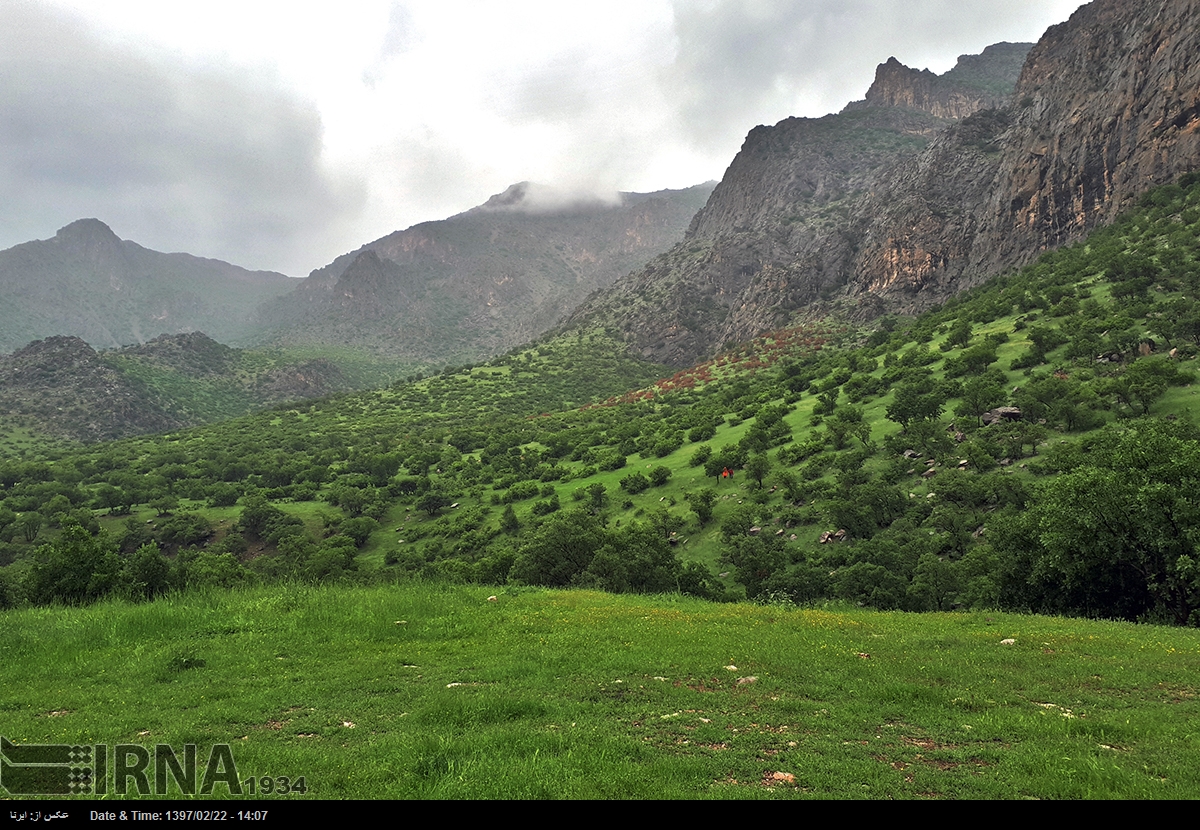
[
  {"xmin": 854, "ymin": 0, "xmax": 1200, "ymax": 308},
  {"xmin": 0, "ymin": 336, "xmax": 182, "ymax": 442},
  {"xmin": 848, "ymin": 42, "xmax": 1029, "ymax": 120}
]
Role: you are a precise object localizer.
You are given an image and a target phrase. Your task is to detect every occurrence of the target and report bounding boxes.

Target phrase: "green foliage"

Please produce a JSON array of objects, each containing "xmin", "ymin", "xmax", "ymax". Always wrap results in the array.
[
  {"xmin": 3, "ymin": 175, "xmax": 1200, "ymax": 629},
  {"xmin": 721, "ymin": 534, "xmax": 787, "ymax": 599},
  {"xmin": 681, "ymin": 489, "xmax": 715, "ymax": 526},
  {"xmin": 886, "ymin": 374, "xmax": 950, "ymax": 430},
  {"xmin": 990, "ymin": 420, "xmax": 1200, "ymax": 625},
  {"xmin": 416, "ymin": 493, "xmax": 452, "ymax": 517},
  {"xmin": 511, "ymin": 509, "xmax": 607, "ymax": 587},
  {"xmin": 619, "ymin": 472, "xmax": 651, "ymax": 494},
  {"xmin": 27, "ymin": 521, "xmax": 123, "ymax": 606}
]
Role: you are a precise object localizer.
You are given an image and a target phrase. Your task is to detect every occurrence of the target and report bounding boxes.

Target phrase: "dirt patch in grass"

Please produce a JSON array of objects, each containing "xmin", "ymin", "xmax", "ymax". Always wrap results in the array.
[{"xmin": 902, "ymin": 735, "xmax": 960, "ymax": 751}]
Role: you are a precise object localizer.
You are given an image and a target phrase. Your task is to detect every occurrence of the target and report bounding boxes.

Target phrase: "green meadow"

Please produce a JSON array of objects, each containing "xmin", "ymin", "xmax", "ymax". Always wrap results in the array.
[{"xmin": 2, "ymin": 583, "xmax": 1198, "ymax": 799}]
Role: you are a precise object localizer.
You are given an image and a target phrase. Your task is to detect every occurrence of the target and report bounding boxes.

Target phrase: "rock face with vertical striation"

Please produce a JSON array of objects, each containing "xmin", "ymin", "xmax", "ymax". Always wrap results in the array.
[
  {"xmin": 853, "ymin": 0, "xmax": 1200, "ymax": 309},
  {"xmin": 569, "ymin": 0, "xmax": 1200, "ymax": 368}
]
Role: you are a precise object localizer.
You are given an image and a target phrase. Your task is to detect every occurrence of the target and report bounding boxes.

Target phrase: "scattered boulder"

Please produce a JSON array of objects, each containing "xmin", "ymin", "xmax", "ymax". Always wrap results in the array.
[{"xmin": 981, "ymin": 406, "xmax": 1022, "ymax": 426}]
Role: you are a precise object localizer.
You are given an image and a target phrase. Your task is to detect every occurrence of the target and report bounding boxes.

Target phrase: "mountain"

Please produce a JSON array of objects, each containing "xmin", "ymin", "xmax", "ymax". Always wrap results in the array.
[
  {"xmin": 852, "ymin": 0, "xmax": 1200, "ymax": 307},
  {"xmin": 254, "ymin": 182, "xmax": 715, "ymax": 365},
  {"xmin": 569, "ymin": 0, "xmax": 1200, "ymax": 368},
  {"xmin": 0, "ymin": 220, "xmax": 295, "ymax": 355},
  {"xmin": 0, "ymin": 332, "xmax": 347, "ymax": 443},
  {"xmin": 564, "ymin": 43, "xmax": 1031, "ymax": 365}
]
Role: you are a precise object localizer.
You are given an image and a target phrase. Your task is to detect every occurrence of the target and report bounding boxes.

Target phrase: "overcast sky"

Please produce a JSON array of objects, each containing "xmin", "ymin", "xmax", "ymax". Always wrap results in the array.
[{"xmin": 0, "ymin": 0, "xmax": 1086, "ymax": 276}]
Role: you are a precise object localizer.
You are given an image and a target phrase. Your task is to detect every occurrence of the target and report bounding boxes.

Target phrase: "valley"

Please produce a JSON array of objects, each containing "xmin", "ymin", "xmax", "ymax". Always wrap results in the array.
[{"xmin": 2, "ymin": 0, "xmax": 1199, "ymax": 801}]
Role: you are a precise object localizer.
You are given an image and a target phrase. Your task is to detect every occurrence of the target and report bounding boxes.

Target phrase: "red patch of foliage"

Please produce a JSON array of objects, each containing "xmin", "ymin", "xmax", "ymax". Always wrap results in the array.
[{"xmin": 582, "ymin": 322, "xmax": 842, "ymax": 410}]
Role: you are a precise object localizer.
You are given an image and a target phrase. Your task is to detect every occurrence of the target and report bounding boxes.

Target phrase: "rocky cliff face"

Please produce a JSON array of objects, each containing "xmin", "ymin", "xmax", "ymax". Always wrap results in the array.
[
  {"xmin": 571, "ymin": 0, "xmax": 1200, "ymax": 367},
  {"xmin": 849, "ymin": 42, "xmax": 1029, "ymax": 120},
  {"xmin": 568, "ymin": 42, "xmax": 1031, "ymax": 365},
  {"xmin": 853, "ymin": 0, "xmax": 1200, "ymax": 309}
]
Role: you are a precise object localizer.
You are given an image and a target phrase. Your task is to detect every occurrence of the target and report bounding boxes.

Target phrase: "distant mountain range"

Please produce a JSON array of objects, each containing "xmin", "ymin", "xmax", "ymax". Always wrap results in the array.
[
  {"xmin": 252, "ymin": 182, "xmax": 715, "ymax": 364},
  {"xmin": 0, "ymin": 218, "xmax": 294, "ymax": 355},
  {"xmin": 0, "ymin": 183, "xmax": 712, "ymax": 364},
  {"xmin": 3, "ymin": 0, "xmax": 1199, "ymax": 444},
  {"xmin": 0, "ymin": 183, "xmax": 712, "ymax": 441}
]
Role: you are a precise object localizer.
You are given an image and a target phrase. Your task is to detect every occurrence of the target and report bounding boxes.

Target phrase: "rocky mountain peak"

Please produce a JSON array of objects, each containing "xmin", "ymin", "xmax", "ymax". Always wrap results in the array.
[
  {"xmin": 479, "ymin": 182, "xmax": 533, "ymax": 210},
  {"xmin": 10, "ymin": 335, "xmax": 97, "ymax": 366},
  {"xmin": 470, "ymin": 181, "xmax": 621, "ymax": 215},
  {"xmin": 54, "ymin": 218, "xmax": 122, "ymax": 249},
  {"xmin": 851, "ymin": 43, "xmax": 1031, "ymax": 120}
]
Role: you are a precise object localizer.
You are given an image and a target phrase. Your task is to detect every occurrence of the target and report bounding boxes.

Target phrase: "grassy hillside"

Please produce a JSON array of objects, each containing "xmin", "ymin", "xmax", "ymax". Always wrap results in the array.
[{"xmin": 3, "ymin": 582, "xmax": 1198, "ymax": 799}]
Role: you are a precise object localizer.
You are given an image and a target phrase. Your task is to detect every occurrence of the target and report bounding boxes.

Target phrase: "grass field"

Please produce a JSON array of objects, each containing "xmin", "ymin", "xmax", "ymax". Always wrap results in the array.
[{"xmin": 2, "ymin": 583, "xmax": 1198, "ymax": 799}]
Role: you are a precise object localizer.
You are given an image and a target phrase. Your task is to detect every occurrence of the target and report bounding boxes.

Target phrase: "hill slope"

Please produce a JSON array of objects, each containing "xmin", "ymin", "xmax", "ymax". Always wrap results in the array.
[
  {"xmin": 0, "ymin": 332, "xmax": 349, "ymax": 445},
  {"xmin": 4, "ymin": 175, "xmax": 1199, "ymax": 629},
  {"xmin": 1, "ymin": 583, "xmax": 1197, "ymax": 799}
]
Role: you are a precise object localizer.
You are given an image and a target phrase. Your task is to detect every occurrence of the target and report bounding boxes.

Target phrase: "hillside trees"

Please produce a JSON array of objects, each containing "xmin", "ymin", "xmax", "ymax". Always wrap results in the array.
[
  {"xmin": 26, "ymin": 521, "xmax": 124, "ymax": 605},
  {"xmin": 989, "ymin": 420, "xmax": 1200, "ymax": 625}
]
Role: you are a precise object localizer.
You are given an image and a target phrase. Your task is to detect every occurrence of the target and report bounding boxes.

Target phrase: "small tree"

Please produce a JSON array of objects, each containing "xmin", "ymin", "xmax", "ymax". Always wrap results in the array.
[
  {"xmin": 686, "ymin": 489, "xmax": 718, "ymax": 526},
  {"xmin": 744, "ymin": 454, "xmax": 772, "ymax": 489},
  {"xmin": 500, "ymin": 504, "xmax": 519, "ymax": 533},
  {"xmin": 416, "ymin": 492, "xmax": 451, "ymax": 517}
]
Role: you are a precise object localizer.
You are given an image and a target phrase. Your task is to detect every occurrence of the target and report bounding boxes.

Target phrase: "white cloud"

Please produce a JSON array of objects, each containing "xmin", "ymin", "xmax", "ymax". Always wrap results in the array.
[{"xmin": 6, "ymin": 0, "xmax": 1086, "ymax": 274}]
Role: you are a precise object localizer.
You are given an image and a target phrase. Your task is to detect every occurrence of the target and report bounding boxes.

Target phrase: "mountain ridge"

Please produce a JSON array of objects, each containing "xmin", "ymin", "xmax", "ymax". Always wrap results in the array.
[{"xmin": 254, "ymin": 182, "xmax": 716, "ymax": 365}]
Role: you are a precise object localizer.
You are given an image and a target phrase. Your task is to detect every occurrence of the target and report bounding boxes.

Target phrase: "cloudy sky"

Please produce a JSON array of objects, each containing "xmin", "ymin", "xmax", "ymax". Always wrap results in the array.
[{"xmin": 1, "ymin": 0, "xmax": 1085, "ymax": 276}]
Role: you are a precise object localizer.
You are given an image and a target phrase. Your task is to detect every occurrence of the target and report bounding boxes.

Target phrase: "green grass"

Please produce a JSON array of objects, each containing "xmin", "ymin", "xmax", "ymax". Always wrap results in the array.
[{"xmin": 2, "ymin": 583, "xmax": 1198, "ymax": 799}]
